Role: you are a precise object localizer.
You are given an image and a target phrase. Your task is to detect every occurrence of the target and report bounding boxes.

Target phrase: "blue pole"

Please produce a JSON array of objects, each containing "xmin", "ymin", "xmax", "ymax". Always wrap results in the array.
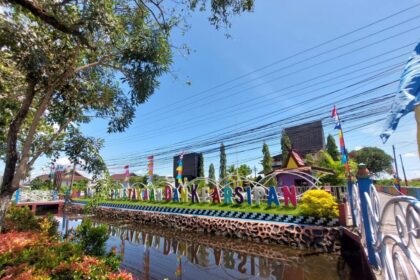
[
  {"xmin": 15, "ymin": 189, "xmax": 20, "ymax": 203},
  {"xmin": 347, "ymin": 179, "xmax": 356, "ymax": 224},
  {"xmin": 357, "ymin": 164, "xmax": 378, "ymax": 267}
]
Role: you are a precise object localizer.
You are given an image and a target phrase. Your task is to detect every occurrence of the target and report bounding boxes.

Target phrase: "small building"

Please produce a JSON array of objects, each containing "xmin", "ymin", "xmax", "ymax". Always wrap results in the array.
[
  {"xmin": 33, "ymin": 170, "xmax": 89, "ymax": 187},
  {"xmin": 269, "ymin": 149, "xmax": 334, "ymax": 187},
  {"xmin": 284, "ymin": 120, "xmax": 325, "ymax": 157},
  {"xmin": 111, "ymin": 173, "xmax": 137, "ymax": 183}
]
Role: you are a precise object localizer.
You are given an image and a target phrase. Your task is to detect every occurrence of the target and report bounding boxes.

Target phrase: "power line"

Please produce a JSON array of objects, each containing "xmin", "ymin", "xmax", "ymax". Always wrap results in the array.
[{"xmin": 135, "ymin": 3, "xmax": 420, "ymax": 116}]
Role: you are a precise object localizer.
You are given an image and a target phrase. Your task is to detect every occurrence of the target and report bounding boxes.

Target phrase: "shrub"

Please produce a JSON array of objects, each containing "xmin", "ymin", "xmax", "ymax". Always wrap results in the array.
[
  {"xmin": 3, "ymin": 204, "xmax": 39, "ymax": 232},
  {"xmin": 0, "ymin": 231, "xmax": 131, "ymax": 279},
  {"xmin": 75, "ymin": 219, "xmax": 108, "ymax": 257},
  {"xmin": 39, "ymin": 215, "xmax": 59, "ymax": 238},
  {"xmin": 300, "ymin": 190, "xmax": 339, "ymax": 218}
]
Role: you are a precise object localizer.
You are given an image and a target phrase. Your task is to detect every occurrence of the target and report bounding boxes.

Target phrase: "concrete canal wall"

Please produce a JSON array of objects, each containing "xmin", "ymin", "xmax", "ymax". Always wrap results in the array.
[
  {"xmin": 375, "ymin": 185, "xmax": 420, "ymax": 199},
  {"xmin": 66, "ymin": 202, "xmax": 340, "ymax": 252}
]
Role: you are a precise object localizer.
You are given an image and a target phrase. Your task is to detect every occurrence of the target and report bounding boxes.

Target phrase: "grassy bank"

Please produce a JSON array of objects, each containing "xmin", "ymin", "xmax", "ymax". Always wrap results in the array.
[{"xmin": 73, "ymin": 198, "xmax": 301, "ymax": 216}]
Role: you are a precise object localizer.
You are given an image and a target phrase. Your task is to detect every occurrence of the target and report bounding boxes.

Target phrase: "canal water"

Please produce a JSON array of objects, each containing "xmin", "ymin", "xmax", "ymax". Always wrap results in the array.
[{"xmin": 58, "ymin": 215, "xmax": 352, "ymax": 280}]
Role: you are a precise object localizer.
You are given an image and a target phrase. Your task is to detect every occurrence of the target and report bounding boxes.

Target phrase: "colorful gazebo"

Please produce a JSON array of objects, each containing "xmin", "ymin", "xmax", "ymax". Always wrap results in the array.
[{"xmin": 269, "ymin": 150, "xmax": 334, "ymax": 188}]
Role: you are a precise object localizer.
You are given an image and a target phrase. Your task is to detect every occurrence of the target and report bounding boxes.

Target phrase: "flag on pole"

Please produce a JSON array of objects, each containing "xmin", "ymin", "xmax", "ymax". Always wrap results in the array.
[
  {"xmin": 123, "ymin": 165, "xmax": 129, "ymax": 187},
  {"xmin": 331, "ymin": 106, "xmax": 350, "ymax": 174},
  {"xmin": 147, "ymin": 156, "xmax": 154, "ymax": 185},
  {"xmin": 176, "ymin": 152, "xmax": 184, "ymax": 184},
  {"xmin": 380, "ymin": 42, "xmax": 420, "ymax": 155}
]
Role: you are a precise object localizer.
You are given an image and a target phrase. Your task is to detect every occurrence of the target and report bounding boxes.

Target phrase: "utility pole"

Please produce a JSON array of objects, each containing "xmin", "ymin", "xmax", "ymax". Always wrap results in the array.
[
  {"xmin": 253, "ymin": 166, "xmax": 257, "ymax": 178},
  {"xmin": 392, "ymin": 145, "xmax": 401, "ymax": 191},
  {"xmin": 399, "ymin": 154, "xmax": 408, "ymax": 187}
]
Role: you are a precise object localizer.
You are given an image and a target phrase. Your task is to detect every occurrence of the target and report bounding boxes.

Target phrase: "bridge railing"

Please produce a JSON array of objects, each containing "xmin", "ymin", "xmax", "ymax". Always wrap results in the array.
[
  {"xmin": 12, "ymin": 189, "xmax": 59, "ymax": 203},
  {"xmin": 349, "ymin": 165, "xmax": 420, "ymax": 280}
]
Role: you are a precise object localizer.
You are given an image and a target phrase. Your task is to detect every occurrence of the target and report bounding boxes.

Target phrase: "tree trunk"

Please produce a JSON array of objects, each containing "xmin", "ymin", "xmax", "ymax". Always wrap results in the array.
[{"xmin": 0, "ymin": 192, "xmax": 13, "ymax": 233}]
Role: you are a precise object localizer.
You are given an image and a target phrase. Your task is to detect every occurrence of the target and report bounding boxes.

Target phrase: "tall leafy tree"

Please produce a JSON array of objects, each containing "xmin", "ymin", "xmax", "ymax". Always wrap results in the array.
[
  {"xmin": 0, "ymin": 0, "xmax": 254, "ymax": 230},
  {"xmin": 208, "ymin": 163, "xmax": 216, "ymax": 186},
  {"xmin": 326, "ymin": 134, "xmax": 340, "ymax": 161},
  {"xmin": 219, "ymin": 143, "xmax": 227, "ymax": 180},
  {"xmin": 262, "ymin": 143, "xmax": 275, "ymax": 186},
  {"xmin": 281, "ymin": 130, "xmax": 292, "ymax": 163},
  {"xmin": 262, "ymin": 143, "xmax": 273, "ymax": 175},
  {"xmin": 237, "ymin": 164, "xmax": 252, "ymax": 177},
  {"xmin": 349, "ymin": 147, "xmax": 393, "ymax": 174},
  {"xmin": 198, "ymin": 153, "xmax": 204, "ymax": 177}
]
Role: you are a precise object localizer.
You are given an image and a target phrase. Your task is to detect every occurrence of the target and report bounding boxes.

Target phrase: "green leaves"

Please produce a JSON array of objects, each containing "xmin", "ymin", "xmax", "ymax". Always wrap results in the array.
[{"xmin": 349, "ymin": 147, "xmax": 393, "ymax": 174}]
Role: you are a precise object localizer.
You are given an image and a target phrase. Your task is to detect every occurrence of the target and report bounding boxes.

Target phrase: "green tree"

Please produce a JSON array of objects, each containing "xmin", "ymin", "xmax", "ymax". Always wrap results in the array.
[
  {"xmin": 219, "ymin": 143, "xmax": 227, "ymax": 180},
  {"xmin": 73, "ymin": 179, "xmax": 89, "ymax": 192},
  {"xmin": 237, "ymin": 164, "xmax": 252, "ymax": 177},
  {"xmin": 326, "ymin": 134, "xmax": 339, "ymax": 161},
  {"xmin": 30, "ymin": 178, "xmax": 53, "ymax": 190},
  {"xmin": 350, "ymin": 147, "xmax": 393, "ymax": 174},
  {"xmin": 0, "ymin": 0, "xmax": 254, "ymax": 230},
  {"xmin": 208, "ymin": 163, "xmax": 216, "ymax": 187},
  {"xmin": 227, "ymin": 164, "xmax": 252, "ymax": 178},
  {"xmin": 198, "ymin": 153, "xmax": 205, "ymax": 178},
  {"xmin": 227, "ymin": 164, "xmax": 235, "ymax": 175},
  {"xmin": 281, "ymin": 131, "xmax": 292, "ymax": 163},
  {"xmin": 129, "ymin": 175, "xmax": 148, "ymax": 186},
  {"xmin": 262, "ymin": 143, "xmax": 275, "ymax": 186},
  {"xmin": 306, "ymin": 150, "xmax": 357, "ymax": 185},
  {"xmin": 262, "ymin": 143, "xmax": 272, "ymax": 175}
]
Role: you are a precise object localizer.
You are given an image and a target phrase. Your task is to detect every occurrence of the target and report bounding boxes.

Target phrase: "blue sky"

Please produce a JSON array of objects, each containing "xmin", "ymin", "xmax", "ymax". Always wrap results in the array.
[{"xmin": 14, "ymin": 0, "xmax": 420, "ymax": 180}]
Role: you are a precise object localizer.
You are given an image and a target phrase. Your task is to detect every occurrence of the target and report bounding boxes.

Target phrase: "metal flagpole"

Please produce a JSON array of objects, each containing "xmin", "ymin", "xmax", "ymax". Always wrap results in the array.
[
  {"xmin": 392, "ymin": 145, "xmax": 401, "ymax": 191},
  {"xmin": 399, "ymin": 154, "xmax": 408, "ymax": 187}
]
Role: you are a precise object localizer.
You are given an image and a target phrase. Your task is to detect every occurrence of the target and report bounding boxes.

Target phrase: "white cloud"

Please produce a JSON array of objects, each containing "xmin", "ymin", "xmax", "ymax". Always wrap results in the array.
[
  {"xmin": 55, "ymin": 157, "xmax": 71, "ymax": 166},
  {"xmin": 407, "ymin": 170, "xmax": 420, "ymax": 180},
  {"xmin": 403, "ymin": 152, "xmax": 417, "ymax": 158},
  {"xmin": 353, "ymin": 146, "xmax": 363, "ymax": 151}
]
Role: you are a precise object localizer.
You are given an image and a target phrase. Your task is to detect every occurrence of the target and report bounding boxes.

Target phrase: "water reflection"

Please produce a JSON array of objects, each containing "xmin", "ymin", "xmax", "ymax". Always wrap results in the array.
[{"xmin": 60, "ymin": 215, "xmax": 350, "ymax": 280}]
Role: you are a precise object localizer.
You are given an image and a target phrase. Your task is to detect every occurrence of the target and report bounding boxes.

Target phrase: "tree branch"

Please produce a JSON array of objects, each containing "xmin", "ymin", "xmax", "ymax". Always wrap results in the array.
[
  {"xmin": 11, "ymin": 49, "xmax": 79, "ymax": 189},
  {"xmin": 135, "ymin": 0, "xmax": 167, "ymax": 33},
  {"xmin": 27, "ymin": 118, "xmax": 73, "ymax": 168},
  {"xmin": 5, "ymin": 0, "xmax": 94, "ymax": 48}
]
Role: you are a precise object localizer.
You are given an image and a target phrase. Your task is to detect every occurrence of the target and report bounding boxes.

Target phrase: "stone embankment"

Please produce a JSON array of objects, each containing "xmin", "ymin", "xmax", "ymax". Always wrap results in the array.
[{"xmin": 67, "ymin": 203, "xmax": 340, "ymax": 252}]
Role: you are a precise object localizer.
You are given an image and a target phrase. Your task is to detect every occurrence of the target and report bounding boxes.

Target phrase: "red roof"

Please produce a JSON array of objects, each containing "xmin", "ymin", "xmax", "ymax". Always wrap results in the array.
[
  {"xmin": 33, "ymin": 170, "xmax": 88, "ymax": 182},
  {"xmin": 111, "ymin": 173, "xmax": 137, "ymax": 181},
  {"xmin": 290, "ymin": 150, "xmax": 305, "ymax": 167}
]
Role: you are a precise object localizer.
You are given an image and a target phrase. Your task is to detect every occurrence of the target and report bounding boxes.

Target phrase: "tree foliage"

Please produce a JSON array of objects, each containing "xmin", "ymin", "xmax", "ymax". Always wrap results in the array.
[
  {"xmin": 326, "ymin": 134, "xmax": 339, "ymax": 161},
  {"xmin": 262, "ymin": 143, "xmax": 272, "ymax": 175},
  {"xmin": 281, "ymin": 131, "xmax": 291, "ymax": 163},
  {"xmin": 227, "ymin": 164, "xmax": 251, "ymax": 177},
  {"xmin": 306, "ymin": 150, "xmax": 357, "ymax": 185},
  {"xmin": 0, "ymin": 0, "xmax": 254, "ymax": 229},
  {"xmin": 208, "ymin": 163, "xmax": 216, "ymax": 186},
  {"xmin": 237, "ymin": 164, "xmax": 252, "ymax": 177},
  {"xmin": 262, "ymin": 143, "xmax": 275, "ymax": 186},
  {"xmin": 30, "ymin": 178, "xmax": 53, "ymax": 190},
  {"xmin": 219, "ymin": 143, "xmax": 226, "ymax": 179},
  {"xmin": 349, "ymin": 147, "xmax": 393, "ymax": 174},
  {"xmin": 198, "ymin": 153, "xmax": 204, "ymax": 177}
]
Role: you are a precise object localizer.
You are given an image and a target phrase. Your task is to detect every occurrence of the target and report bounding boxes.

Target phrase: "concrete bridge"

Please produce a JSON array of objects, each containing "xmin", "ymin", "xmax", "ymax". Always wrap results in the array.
[{"xmin": 16, "ymin": 200, "xmax": 65, "ymax": 214}]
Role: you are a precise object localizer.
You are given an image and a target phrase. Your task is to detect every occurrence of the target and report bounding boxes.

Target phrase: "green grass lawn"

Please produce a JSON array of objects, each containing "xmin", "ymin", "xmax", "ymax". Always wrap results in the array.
[{"xmin": 73, "ymin": 198, "xmax": 301, "ymax": 216}]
